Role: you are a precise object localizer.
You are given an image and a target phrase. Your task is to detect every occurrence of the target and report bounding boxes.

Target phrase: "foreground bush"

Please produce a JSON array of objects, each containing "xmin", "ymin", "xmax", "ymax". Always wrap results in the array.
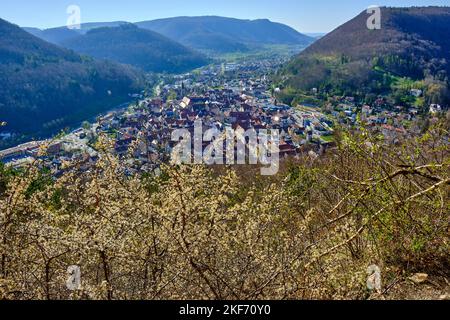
[{"xmin": 0, "ymin": 123, "xmax": 448, "ymax": 300}]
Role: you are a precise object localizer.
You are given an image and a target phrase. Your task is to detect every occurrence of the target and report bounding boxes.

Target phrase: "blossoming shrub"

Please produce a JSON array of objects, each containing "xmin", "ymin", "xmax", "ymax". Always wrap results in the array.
[{"xmin": 0, "ymin": 123, "xmax": 448, "ymax": 300}]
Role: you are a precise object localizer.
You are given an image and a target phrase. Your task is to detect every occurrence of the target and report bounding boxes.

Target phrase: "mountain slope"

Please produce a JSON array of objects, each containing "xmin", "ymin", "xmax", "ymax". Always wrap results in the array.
[
  {"xmin": 23, "ymin": 21, "xmax": 129, "ymax": 45},
  {"xmin": 283, "ymin": 7, "xmax": 450, "ymax": 105},
  {"xmin": 0, "ymin": 18, "xmax": 144, "ymax": 141},
  {"xmin": 136, "ymin": 16, "xmax": 314, "ymax": 53},
  {"xmin": 23, "ymin": 26, "xmax": 80, "ymax": 44},
  {"xmin": 60, "ymin": 24, "xmax": 209, "ymax": 73}
]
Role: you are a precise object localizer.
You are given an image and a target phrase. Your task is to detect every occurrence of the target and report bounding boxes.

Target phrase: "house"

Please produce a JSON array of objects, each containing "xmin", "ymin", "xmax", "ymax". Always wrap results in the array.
[
  {"xmin": 47, "ymin": 142, "xmax": 63, "ymax": 155},
  {"xmin": 362, "ymin": 105, "xmax": 372, "ymax": 116},
  {"xmin": 410, "ymin": 89, "xmax": 423, "ymax": 97},
  {"xmin": 278, "ymin": 143, "xmax": 297, "ymax": 157},
  {"xmin": 430, "ymin": 104, "xmax": 442, "ymax": 115}
]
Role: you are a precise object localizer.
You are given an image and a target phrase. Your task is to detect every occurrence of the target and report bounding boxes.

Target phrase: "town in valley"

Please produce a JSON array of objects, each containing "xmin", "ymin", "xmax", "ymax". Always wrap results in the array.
[{"xmin": 0, "ymin": 58, "xmax": 444, "ymax": 175}]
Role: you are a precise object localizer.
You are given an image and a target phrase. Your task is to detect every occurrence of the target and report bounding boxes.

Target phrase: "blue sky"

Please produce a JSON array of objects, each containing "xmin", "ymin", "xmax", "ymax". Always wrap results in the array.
[{"xmin": 1, "ymin": 0, "xmax": 449, "ymax": 32}]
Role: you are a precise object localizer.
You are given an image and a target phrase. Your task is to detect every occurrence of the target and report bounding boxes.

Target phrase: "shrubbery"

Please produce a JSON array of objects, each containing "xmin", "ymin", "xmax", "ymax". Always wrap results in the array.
[{"xmin": 0, "ymin": 123, "xmax": 448, "ymax": 300}]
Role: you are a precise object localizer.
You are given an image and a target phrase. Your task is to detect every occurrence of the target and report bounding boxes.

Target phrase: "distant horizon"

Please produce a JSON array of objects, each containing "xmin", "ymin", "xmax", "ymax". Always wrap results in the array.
[
  {"xmin": 20, "ymin": 15, "xmax": 331, "ymax": 34},
  {"xmin": 1, "ymin": 0, "xmax": 449, "ymax": 33}
]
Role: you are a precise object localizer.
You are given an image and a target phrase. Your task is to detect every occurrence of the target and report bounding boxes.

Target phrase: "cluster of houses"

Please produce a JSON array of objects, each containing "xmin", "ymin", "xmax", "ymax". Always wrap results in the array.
[
  {"xmin": 2, "ymin": 57, "xmax": 448, "ymax": 175},
  {"xmin": 0, "ymin": 59, "xmax": 334, "ymax": 174},
  {"xmin": 93, "ymin": 89, "xmax": 334, "ymax": 174},
  {"xmin": 0, "ymin": 129, "xmax": 98, "ymax": 175},
  {"xmin": 323, "ymin": 95, "xmax": 439, "ymax": 142}
]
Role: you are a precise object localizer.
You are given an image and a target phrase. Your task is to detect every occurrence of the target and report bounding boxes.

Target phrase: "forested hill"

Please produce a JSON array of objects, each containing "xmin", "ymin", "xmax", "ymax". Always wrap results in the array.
[
  {"xmin": 61, "ymin": 24, "xmax": 209, "ymax": 73},
  {"xmin": 23, "ymin": 22, "xmax": 129, "ymax": 45},
  {"xmin": 24, "ymin": 16, "xmax": 315, "ymax": 56},
  {"xmin": 282, "ymin": 6, "xmax": 450, "ymax": 106},
  {"xmin": 0, "ymin": 18, "xmax": 145, "ymax": 141},
  {"xmin": 136, "ymin": 16, "xmax": 315, "ymax": 53}
]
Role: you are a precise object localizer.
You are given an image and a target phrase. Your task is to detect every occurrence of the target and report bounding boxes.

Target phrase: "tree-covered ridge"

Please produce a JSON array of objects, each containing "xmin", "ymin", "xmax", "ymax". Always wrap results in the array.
[
  {"xmin": 0, "ymin": 121, "xmax": 448, "ymax": 300},
  {"xmin": 61, "ymin": 24, "xmax": 210, "ymax": 73},
  {"xmin": 23, "ymin": 22, "xmax": 130, "ymax": 45},
  {"xmin": 22, "ymin": 27, "xmax": 80, "ymax": 46},
  {"xmin": 24, "ymin": 16, "xmax": 315, "ymax": 55},
  {"xmin": 282, "ymin": 7, "xmax": 450, "ymax": 106},
  {"xmin": 136, "ymin": 16, "xmax": 315, "ymax": 53},
  {"xmin": 0, "ymin": 18, "xmax": 145, "ymax": 140}
]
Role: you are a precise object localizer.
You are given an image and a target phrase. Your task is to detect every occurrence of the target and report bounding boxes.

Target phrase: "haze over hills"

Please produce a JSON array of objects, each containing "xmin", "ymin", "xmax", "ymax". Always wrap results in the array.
[
  {"xmin": 25, "ymin": 16, "xmax": 315, "ymax": 55},
  {"xmin": 60, "ymin": 24, "xmax": 209, "ymax": 73},
  {"xmin": 282, "ymin": 6, "xmax": 450, "ymax": 106},
  {"xmin": 135, "ymin": 16, "xmax": 315, "ymax": 53},
  {"xmin": 23, "ymin": 21, "xmax": 129, "ymax": 45},
  {"xmin": 0, "ymin": 18, "xmax": 145, "ymax": 142},
  {"xmin": 305, "ymin": 33, "xmax": 326, "ymax": 39},
  {"xmin": 22, "ymin": 27, "xmax": 80, "ymax": 44}
]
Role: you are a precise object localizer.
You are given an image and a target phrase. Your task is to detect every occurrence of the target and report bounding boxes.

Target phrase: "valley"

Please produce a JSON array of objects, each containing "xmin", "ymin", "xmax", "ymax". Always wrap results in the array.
[{"xmin": 0, "ymin": 4, "xmax": 448, "ymax": 303}]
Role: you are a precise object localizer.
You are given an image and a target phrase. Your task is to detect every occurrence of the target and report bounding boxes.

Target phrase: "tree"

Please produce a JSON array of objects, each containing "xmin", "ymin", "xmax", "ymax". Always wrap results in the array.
[
  {"xmin": 0, "ymin": 123, "xmax": 448, "ymax": 300},
  {"xmin": 82, "ymin": 121, "xmax": 91, "ymax": 130}
]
